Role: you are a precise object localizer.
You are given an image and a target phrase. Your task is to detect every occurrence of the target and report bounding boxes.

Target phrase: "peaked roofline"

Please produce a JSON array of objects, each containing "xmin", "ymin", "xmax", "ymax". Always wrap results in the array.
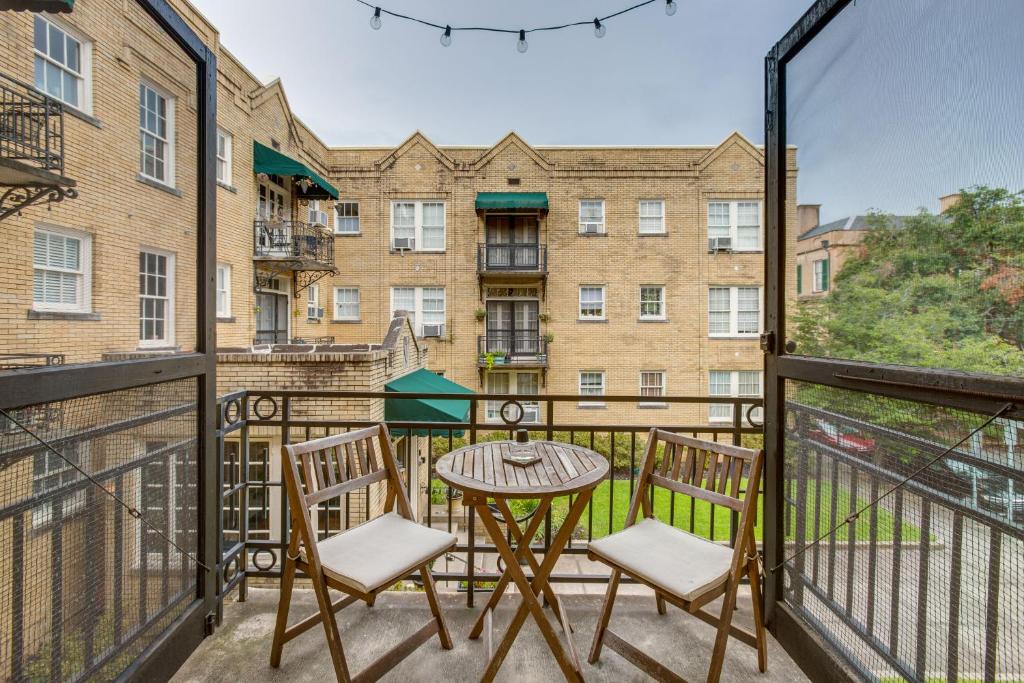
[
  {"xmin": 472, "ymin": 131, "xmax": 551, "ymax": 172},
  {"xmin": 377, "ymin": 131, "xmax": 455, "ymax": 171},
  {"xmin": 697, "ymin": 130, "xmax": 764, "ymax": 170}
]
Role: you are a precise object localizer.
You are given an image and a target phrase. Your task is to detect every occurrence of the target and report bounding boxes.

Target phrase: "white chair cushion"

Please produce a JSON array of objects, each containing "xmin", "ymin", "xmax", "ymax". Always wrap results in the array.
[
  {"xmin": 308, "ymin": 513, "xmax": 456, "ymax": 594},
  {"xmin": 588, "ymin": 517, "xmax": 735, "ymax": 602}
]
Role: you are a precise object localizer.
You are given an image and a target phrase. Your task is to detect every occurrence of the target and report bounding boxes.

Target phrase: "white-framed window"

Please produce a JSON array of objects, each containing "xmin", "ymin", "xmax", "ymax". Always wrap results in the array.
[
  {"xmin": 216, "ymin": 263, "xmax": 231, "ymax": 318},
  {"xmin": 216, "ymin": 129, "xmax": 232, "ymax": 184},
  {"xmin": 708, "ymin": 286, "xmax": 761, "ymax": 337},
  {"xmin": 579, "ymin": 285, "xmax": 606, "ymax": 320},
  {"xmin": 486, "ymin": 372, "xmax": 540, "ymax": 423},
  {"xmin": 579, "ymin": 371, "xmax": 606, "ymax": 407},
  {"xmin": 639, "ymin": 200, "xmax": 665, "ymax": 234},
  {"xmin": 32, "ymin": 442, "xmax": 88, "ymax": 528},
  {"xmin": 139, "ymin": 82, "xmax": 174, "ymax": 186},
  {"xmin": 579, "ymin": 200, "xmax": 605, "ymax": 234},
  {"xmin": 333, "ymin": 287, "xmax": 360, "ymax": 321},
  {"xmin": 813, "ymin": 258, "xmax": 830, "ymax": 292},
  {"xmin": 639, "ymin": 285, "xmax": 665, "ymax": 320},
  {"xmin": 33, "ymin": 14, "xmax": 91, "ymax": 113},
  {"xmin": 390, "ymin": 286, "xmax": 446, "ymax": 336},
  {"xmin": 390, "ymin": 201, "xmax": 445, "ymax": 251},
  {"xmin": 708, "ymin": 200, "xmax": 762, "ymax": 251},
  {"xmin": 335, "ymin": 201, "xmax": 360, "ymax": 234},
  {"xmin": 639, "ymin": 371, "xmax": 666, "ymax": 407},
  {"xmin": 307, "ymin": 284, "xmax": 321, "ymax": 319},
  {"xmin": 709, "ymin": 370, "xmax": 763, "ymax": 423},
  {"xmin": 139, "ymin": 249, "xmax": 174, "ymax": 347},
  {"xmin": 33, "ymin": 226, "xmax": 91, "ymax": 313}
]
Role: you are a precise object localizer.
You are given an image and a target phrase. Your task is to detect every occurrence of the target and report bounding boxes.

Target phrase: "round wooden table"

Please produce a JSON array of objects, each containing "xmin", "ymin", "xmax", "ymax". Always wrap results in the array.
[{"xmin": 436, "ymin": 440, "xmax": 609, "ymax": 682}]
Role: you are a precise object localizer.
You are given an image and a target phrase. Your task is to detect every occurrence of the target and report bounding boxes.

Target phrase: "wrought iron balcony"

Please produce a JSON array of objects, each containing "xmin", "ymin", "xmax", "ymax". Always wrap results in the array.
[
  {"xmin": 0, "ymin": 73, "xmax": 76, "ymax": 221},
  {"xmin": 477, "ymin": 243, "xmax": 547, "ymax": 275},
  {"xmin": 253, "ymin": 219, "xmax": 335, "ymax": 272},
  {"xmin": 478, "ymin": 333, "xmax": 548, "ymax": 366}
]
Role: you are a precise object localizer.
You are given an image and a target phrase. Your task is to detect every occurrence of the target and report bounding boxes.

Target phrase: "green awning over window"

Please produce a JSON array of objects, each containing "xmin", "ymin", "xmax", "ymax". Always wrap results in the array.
[
  {"xmin": 385, "ymin": 368, "xmax": 473, "ymax": 437},
  {"xmin": 475, "ymin": 192, "xmax": 549, "ymax": 211},
  {"xmin": 253, "ymin": 141, "xmax": 338, "ymax": 200}
]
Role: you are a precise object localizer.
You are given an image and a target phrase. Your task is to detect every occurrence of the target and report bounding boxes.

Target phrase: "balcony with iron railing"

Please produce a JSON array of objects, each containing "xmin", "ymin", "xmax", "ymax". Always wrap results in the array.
[
  {"xmin": 478, "ymin": 332, "xmax": 548, "ymax": 366},
  {"xmin": 477, "ymin": 243, "xmax": 548, "ymax": 276},
  {"xmin": 253, "ymin": 219, "xmax": 336, "ymax": 272}
]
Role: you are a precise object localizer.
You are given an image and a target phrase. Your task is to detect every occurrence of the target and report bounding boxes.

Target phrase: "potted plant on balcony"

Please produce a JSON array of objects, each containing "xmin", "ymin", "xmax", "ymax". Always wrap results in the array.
[
  {"xmin": 538, "ymin": 312, "xmax": 551, "ymax": 323},
  {"xmin": 474, "ymin": 308, "xmax": 487, "ymax": 322},
  {"xmin": 492, "ymin": 350, "xmax": 508, "ymax": 366}
]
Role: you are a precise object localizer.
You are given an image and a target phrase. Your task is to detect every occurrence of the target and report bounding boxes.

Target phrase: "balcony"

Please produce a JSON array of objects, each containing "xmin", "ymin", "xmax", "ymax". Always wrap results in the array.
[
  {"xmin": 477, "ymin": 243, "xmax": 548, "ymax": 277},
  {"xmin": 478, "ymin": 333, "xmax": 548, "ymax": 367},
  {"xmin": 0, "ymin": 73, "xmax": 77, "ymax": 222},
  {"xmin": 253, "ymin": 219, "xmax": 336, "ymax": 272}
]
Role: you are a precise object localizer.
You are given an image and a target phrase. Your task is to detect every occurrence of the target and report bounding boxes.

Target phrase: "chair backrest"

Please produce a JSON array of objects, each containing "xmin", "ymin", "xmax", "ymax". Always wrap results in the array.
[
  {"xmin": 281, "ymin": 424, "xmax": 413, "ymax": 551},
  {"xmin": 627, "ymin": 429, "xmax": 765, "ymax": 573}
]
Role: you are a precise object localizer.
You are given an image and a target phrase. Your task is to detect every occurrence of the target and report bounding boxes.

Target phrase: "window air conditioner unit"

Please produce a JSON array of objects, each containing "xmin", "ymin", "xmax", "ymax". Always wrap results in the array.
[
  {"xmin": 309, "ymin": 210, "xmax": 328, "ymax": 227},
  {"xmin": 393, "ymin": 237, "xmax": 414, "ymax": 251},
  {"xmin": 581, "ymin": 223, "xmax": 602, "ymax": 235},
  {"xmin": 421, "ymin": 324, "xmax": 444, "ymax": 338},
  {"xmin": 708, "ymin": 237, "xmax": 733, "ymax": 252},
  {"xmin": 315, "ymin": 307, "xmax": 325, "ymax": 319}
]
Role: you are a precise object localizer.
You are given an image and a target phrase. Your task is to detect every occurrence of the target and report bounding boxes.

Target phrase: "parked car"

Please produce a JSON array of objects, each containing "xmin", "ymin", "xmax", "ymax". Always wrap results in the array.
[
  {"xmin": 978, "ymin": 478, "xmax": 1024, "ymax": 519},
  {"xmin": 807, "ymin": 419, "xmax": 877, "ymax": 455}
]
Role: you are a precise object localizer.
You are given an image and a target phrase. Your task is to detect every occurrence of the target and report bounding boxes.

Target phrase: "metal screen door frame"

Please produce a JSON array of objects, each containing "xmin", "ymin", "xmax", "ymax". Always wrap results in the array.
[
  {"xmin": 0, "ymin": 1, "xmax": 218, "ymax": 680},
  {"xmin": 763, "ymin": 1, "xmax": 1024, "ymax": 680}
]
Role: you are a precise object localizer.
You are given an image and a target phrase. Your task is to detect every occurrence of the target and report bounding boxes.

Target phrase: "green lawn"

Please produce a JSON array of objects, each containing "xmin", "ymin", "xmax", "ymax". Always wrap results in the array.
[{"xmin": 500, "ymin": 478, "xmax": 919, "ymax": 543}]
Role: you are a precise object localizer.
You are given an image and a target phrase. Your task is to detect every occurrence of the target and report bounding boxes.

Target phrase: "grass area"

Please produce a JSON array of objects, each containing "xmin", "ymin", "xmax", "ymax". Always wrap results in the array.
[{"xmin": 498, "ymin": 478, "xmax": 920, "ymax": 543}]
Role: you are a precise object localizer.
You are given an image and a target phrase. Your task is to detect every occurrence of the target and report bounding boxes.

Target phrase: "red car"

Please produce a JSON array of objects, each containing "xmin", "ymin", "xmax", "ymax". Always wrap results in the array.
[{"xmin": 808, "ymin": 419, "xmax": 876, "ymax": 455}]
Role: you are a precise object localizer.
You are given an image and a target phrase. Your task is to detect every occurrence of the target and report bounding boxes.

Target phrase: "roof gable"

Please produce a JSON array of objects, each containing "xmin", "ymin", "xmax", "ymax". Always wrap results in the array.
[
  {"xmin": 698, "ymin": 131, "xmax": 764, "ymax": 170},
  {"xmin": 473, "ymin": 131, "xmax": 551, "ymax": 172},
  {"xmin": 250, "ymin": 79, "xmax": 302, "ymax": 147},
  {"xmin": 378, "ymin": 131, "xmax": 455, "ymax": 171}
]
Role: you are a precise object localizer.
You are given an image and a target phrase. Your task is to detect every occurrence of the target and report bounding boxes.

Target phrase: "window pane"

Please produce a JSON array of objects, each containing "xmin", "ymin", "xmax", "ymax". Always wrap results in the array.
[
  {"xmin": 34, "ymin": 16, "xmax": 47, "ymax": 53},
  {"xmin": 49, "ymin": 23, "xmax": 64, "ymax": 64}
]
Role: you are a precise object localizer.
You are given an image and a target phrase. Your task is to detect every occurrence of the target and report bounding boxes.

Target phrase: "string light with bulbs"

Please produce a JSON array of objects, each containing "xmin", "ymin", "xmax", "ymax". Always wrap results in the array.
[{"xmin": 357, "ymin": 0, "xmax": 679, "ymax": 53}]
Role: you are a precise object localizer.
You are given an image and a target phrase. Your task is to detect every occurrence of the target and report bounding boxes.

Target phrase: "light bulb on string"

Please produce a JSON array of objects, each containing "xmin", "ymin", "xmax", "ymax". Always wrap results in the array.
[
  {"xmin": 370, "ymin": 6, "xmax": 382, "ymax": 29},
  {"xmin": 440, "ymin": 25, "xmax": 452, "ymax": 47},
  {"xmin": 665, "ymin": 0, "xmax": 678, "ymax": 16},
  {"xmin": 593, "ymin": 18, "xmax": 606, "ymax": 38},
  {"xmin": 516, "ymin": 29, "xmax": 528, "ymax": 53}
]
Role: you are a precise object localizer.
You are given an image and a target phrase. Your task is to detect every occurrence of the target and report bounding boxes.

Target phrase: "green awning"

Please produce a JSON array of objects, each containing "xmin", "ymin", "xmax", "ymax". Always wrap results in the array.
[
  {"xmin": 476, "ymin": 192, "xmax": 549, "ymax": 211},
  {"xmin": 253, "ymin": 141, "xmax": 338, "ymax": 200},
  {"xmin": 7, "ymin": 0, "xmax": 73, "ymax": 11},
  {"xmin": 385, "ymin": 368, "xmax": 473, "ymax": 437}
]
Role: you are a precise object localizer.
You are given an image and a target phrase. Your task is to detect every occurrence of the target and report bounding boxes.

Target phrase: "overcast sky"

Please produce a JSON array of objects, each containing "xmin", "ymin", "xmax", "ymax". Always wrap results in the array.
[{"xmin": 190, "ymin": 0, "xmax": 809, "ymax": 147}]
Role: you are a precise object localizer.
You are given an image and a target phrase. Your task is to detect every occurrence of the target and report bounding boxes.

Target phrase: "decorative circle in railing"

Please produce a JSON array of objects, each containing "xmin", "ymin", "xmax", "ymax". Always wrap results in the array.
[
  {"xmin": 252, "ymin": 395, "xmax": 278, "ymax": 421},
  {"xmin": 499, "ymin": 399, "xmax": 525, "ymax": 425},
  {"xmin": 223, "ymin": 554, "xmax": 240, "ymax": 583},
  {"xmin": 745, "ymin": 403, "xmax": 764, "ymax": 429},
  {"xmin": 251, "ymin": 548, "xmax": 277, "ymax": 572},
  {"xmin": 223, "ymin": 398, "xmax": 242, "ymax": 426}
]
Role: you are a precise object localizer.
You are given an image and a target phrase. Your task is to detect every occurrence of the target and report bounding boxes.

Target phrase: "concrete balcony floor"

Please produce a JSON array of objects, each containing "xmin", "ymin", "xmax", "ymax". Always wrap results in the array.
[{"xmin": 173, "ymin": 586, "xmax": 807, "ymax": 682}]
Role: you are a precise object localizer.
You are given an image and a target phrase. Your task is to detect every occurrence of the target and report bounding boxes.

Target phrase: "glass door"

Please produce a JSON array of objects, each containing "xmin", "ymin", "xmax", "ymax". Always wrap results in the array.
[
  {"xmin": 486, "ymin": 300, "xmax": 539, "ymax": 357},
  {"xmin": 255, "ymin": 291, "xmax": 288, "ymax": 344}
]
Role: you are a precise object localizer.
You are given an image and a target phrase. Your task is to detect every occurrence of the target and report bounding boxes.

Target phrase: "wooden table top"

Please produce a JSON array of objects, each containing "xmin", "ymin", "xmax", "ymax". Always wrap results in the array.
[{"xmin": 435, "ymin": 440, "xmax": 609, "ymax": 499}]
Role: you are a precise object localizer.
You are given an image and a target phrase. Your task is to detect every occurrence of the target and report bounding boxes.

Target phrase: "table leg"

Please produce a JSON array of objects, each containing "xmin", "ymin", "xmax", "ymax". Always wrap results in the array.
[
  {"xmin": 469, "ymin": 496, "xmax": 554, "ymax": 640},
  {"xmin": 478, "ymin": 489, "xmax": 593, "ymax": 682},
  {"xmin": 493, "ymin": 497, "xmax": 566, "ymax": 625}
]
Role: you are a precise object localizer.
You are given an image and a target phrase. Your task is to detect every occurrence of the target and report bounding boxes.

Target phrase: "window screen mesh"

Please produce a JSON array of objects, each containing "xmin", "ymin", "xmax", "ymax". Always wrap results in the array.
[
  {"xmin": 0, "ymin": 378, "xmax": 199, "ymax": 682},
  {"xmin": 782, "ymin": 380, "xmax": 1023, "ymax": 681}
]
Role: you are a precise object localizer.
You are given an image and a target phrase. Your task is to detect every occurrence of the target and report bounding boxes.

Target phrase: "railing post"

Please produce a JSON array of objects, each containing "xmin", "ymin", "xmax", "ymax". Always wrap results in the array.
[{"xmin": 240, "ymin": 395, "xmax": 250, "ymax": 601}]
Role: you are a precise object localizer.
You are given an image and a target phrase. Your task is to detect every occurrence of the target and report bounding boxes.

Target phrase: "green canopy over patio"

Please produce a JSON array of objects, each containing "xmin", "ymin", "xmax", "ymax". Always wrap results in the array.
[
  {"xmin": 385, "ymin": 368, "xmax": 473, "ymax": 437},
  {"xmin": 253, "ymin": 141, "xmax": 339, "ymax": 199}
]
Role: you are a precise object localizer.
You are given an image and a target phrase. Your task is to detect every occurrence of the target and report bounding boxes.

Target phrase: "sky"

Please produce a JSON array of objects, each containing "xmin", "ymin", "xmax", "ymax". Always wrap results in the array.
[{"xmin": 189, "ymin": 0, "xmax": 810, "ymax": 147}]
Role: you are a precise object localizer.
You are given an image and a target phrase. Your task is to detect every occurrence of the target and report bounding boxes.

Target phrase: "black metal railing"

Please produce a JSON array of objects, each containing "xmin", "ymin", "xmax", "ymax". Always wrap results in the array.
[
  {"xmin": 214, "ymin": 390, "xmax": 763, "ymax": 610},
  {"xmin": 477, "ymin": 243, "xmax": 547, "ymax": 273},
  {"xmin": 0, "ymin": 73, "xmax": 65, "ymax": 174},
  {"xmin": 0, "ymin": 353, "xmax": 65, "ymax": 371},
  {"xmin": 252, "ymin": 335, "xmax": 337, "ymax": 346},
  {"xmin": 253, "ymin": 219, "xmax": 334, "ymax": 267},
  {"xmin": 478, "ymin": 333, "xmax": 547, "ymax": 361}
]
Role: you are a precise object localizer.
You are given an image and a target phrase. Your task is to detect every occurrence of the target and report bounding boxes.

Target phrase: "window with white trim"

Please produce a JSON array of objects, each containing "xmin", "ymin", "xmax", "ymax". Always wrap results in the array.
[
  {"xmin": 216, "ymin": 129, "xmax": 232, "ymax": 184},
  {"xmin": 307, "ymin": 284, "xmax": 321, "ymax": 319},
  {"xmin": 32, "ymin": 442, "xmax": 87, "ymax": 528},
  {"xmin": 333, "ymin": 287, "xmax": 360, "ymax": 321},
  {"xmin": 579, "ymin": 286, "xmax": 605, "ymax": 320},
  {"xmin": 579, "ymin": 200, "xmax": 605, "ymax": 234},
  {"xmin": 709, "ymin": 370, "xmax": 763, "ymax": 423},
  {"xmin": 216, "ymin": 263, "xmax": 231, "ymax": 317},
  {"xmin": 33, "ymin": 226, "xmax": 91, "ymax": 313},
  {"xmin": 33, "ymin": 15, "xmax": 90, "ymax": 112},
  {"xmin": 139, "ymin": 250, "xmax": 174, "ymax": 347},
  {"xmin": 639, "ymin": 200, "xmax": 665, "ymax": 234},
  {"xmin": 390, "ymin": 201, "xmax": 445, "ymax": 251},
  {"xmin": 335, "ymin": 201, "xmax": 359, "ymax": 234},
  {"xmin": 579, "ymin": 371, "xmax": 606, "ymax": 407},
  {"xmin": 813, "ymin": 258, "xmax": 830, "ymax": 292},
  {"xmin": 639, "ymin": 285, "xmax": 665, "ymax": 320},
  {"xmin": 708, "ymin": 200, "xmax": 762, "ymax": 251},
  {"xmin": 708, "ymin": 286, "xmax": 761, "ymax": 337},
  {"xmin": 485, "ymin": 372, "xmax": 540, "ymax": 423},
  {"xmin": 639, "ymin": 371, "xmax": 666, "ymax": 407},
  {"xmin": 139, "ymin": 82, "xmax": 174, "ymax": 185},
  {"xmin": 390, "ymin": 286, "xmax": 446, "ymax": 336}
]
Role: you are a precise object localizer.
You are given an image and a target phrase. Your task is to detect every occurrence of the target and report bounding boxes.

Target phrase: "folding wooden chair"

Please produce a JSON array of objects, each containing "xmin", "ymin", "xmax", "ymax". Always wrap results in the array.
[
  {"xmin": 270, "ymin": 424, "xmax": 457, "ymax": 683},
  {"xmin": 587, "ymin": 429, "xmax": 766, "ymax": 683}
]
